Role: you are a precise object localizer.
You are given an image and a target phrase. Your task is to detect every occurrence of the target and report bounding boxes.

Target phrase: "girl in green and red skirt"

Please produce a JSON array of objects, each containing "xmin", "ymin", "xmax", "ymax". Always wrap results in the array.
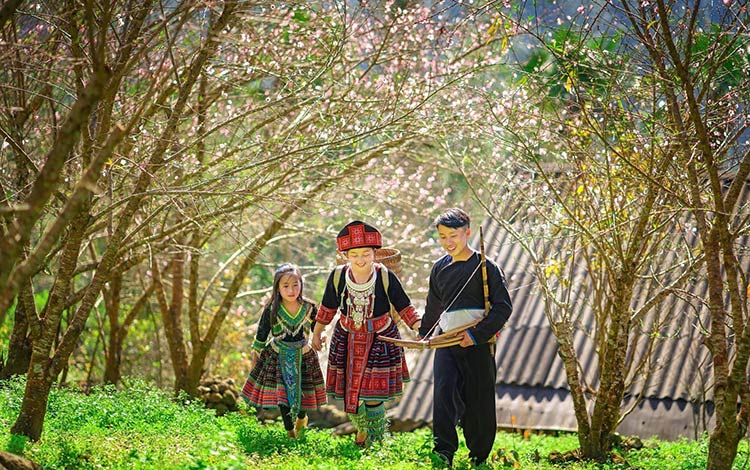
[{"xmin": 241, "ymin": 263, "xmax": 326, "ymax": 438}]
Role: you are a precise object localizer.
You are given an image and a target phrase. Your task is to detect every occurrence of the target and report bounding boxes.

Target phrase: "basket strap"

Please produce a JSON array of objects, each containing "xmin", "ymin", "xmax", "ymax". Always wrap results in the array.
[
  {"xmin": 333, "ymin": 264, "xmax": 347, "ymax": 311},
  {"xmin": 379, "ymin": 264, "xmax": 402, "ymax": 325},
  {"xmin": 380, "ymin": 264, "xmax": 391, "ymax": 308}
]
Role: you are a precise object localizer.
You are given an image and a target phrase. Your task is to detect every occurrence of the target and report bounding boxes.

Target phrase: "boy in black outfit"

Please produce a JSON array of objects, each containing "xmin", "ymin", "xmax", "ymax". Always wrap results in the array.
[{"xmin": 419, "ymin": 208, "xmax": 513, "ymax": 466}]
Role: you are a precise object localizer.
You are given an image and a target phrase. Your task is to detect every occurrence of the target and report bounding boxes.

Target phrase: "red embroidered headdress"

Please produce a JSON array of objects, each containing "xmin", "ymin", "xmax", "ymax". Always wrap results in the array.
[{"xmin": 336, "ymin": 221, "xmax": 382, "ymax": 251}]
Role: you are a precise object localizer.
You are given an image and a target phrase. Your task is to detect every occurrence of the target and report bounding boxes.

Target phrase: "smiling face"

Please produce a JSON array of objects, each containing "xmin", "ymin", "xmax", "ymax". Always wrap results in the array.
[
  {"xmin": 437, "ymin": 224, "xmax": 472, "ymax": 260},
  {"xmin": 277, "ymin": 273, "xmax": 302, "ymax": 304},
  {"xmin": 345, "ymin": 247, "xmax": 376, "ymax": 276}
]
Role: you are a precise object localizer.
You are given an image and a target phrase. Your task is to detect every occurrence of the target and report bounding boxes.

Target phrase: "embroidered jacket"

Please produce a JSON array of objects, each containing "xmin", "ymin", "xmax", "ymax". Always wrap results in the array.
[
  {"xmin": 251, "ymin": 300, "xmax": 317, "ymax": 351},
  {"xmin": 315, "ymin": 265, "xmax": 419, "ymax": 328}
]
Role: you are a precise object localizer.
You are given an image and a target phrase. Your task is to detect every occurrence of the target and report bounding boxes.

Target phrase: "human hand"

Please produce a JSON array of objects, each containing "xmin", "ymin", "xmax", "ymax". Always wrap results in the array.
[
  {"xmin": 459, "ymin": 331, "xmax": 474, "ymax": 348},
  {"xmin": 312, "ymin": 333, "xmax": 326, "ymax": 352}
]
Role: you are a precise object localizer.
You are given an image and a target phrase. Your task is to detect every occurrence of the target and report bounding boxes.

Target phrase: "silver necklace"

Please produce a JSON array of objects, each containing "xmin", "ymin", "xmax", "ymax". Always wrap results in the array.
[{"xmin": 345, "ymin": 267, "xmax": 376, "ymax": 329}]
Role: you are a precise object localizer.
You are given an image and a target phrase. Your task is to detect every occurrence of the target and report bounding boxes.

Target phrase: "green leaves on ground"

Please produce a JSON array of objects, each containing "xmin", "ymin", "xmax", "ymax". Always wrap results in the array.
[{"xmin": 1, "ymin": 377, "xmax": 747, "ymax": 469}]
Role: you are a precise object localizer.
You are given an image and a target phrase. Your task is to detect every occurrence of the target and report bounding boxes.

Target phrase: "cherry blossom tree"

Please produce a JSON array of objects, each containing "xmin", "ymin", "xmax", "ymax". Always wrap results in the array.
[
  {"xmin": 620, "ymin": 3, "xmax": 750, "ymax": 468},
  {"xmin": 0, "ymin": 0, "xmax": 503, "ymax": 440},
  {"xmin": 427, "ymin": 0, "xmax": 749, "ymax": 464}
]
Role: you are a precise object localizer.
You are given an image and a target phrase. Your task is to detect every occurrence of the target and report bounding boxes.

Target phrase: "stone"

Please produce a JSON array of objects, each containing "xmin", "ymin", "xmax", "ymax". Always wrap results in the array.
[{"xmin": 0, "ymin": 451, "xmax": 42, "ymax": 470}]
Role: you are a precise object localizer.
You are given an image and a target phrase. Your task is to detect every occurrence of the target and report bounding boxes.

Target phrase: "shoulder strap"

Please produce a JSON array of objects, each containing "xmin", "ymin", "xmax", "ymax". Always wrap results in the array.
[
  {"xmin": 379, "ymin": 263, "xmax": 398, "ymax": 317},
  {"xmin": 379, "ymin": 264, "xmax": 390, "ymax": 305},
  {"xmin": 333, "ymin": 264, "xmax": 346, "ymax": 292},
  {"xmin": 379, "ymin": 263, "xmax": 404, "ymax": 326},
  {"xmin": 333, "ymin": 264, "xmax": 347, "ymax": 310}
]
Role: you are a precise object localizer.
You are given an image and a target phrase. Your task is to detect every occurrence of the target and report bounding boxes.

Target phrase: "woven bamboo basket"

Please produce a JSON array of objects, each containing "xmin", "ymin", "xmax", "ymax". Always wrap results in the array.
[{"xmin": 336, "ymin": 247, "xmax": 404, "ymax": 325}]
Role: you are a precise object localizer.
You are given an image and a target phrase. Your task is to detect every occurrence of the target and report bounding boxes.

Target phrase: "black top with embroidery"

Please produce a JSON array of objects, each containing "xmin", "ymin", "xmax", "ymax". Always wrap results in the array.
[
  {"xmin": 251, "ymin": 300, "xmax": 317, "ymax": 351},
  {"xmin": 419, "ymin": 251, "xmax": 512, "ymax": 344},
  {"xmin": 319, "ymin": 266, "xmax": 411, "ymax": 319}
]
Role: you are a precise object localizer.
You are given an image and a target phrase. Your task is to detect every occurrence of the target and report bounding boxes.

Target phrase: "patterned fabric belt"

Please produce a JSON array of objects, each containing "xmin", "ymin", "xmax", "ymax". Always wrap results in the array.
[
  {"xmin": 274, "ymin": 338, "xmax": 304, "ymax": 414},
  {"xmin": 270, "ymin": 338, "xmax": 307, "ymax": 352},
  {"xmin": 340, "ymin": 314, "xmax": 391, "ymax": 333}
]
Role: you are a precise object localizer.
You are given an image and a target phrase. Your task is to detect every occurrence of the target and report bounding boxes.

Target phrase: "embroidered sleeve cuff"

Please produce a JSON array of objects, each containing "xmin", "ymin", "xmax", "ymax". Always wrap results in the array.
[
  {"xmin": 466, "ymin": 329, "xmax": 478, "ymax": 345},
  {"xmin": 397, "ymin": 305, "xmax": 419, "ymax": 328},
  {"xmin": 251, "ymin": 338, "xmax": 265, "ymax": 351},
  {"xmin": 316, "ymin": 305, "xmax": 337, "ymax": 325}
]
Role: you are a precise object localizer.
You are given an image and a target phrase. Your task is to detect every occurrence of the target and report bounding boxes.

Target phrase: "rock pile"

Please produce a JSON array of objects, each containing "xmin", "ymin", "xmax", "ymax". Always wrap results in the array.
[
  {"xmin": 309, "ymin": 404, "xmax": 349, "ymax": 428},
  {"xmin": 197, "ymin": 376, "xmax": 240, "ymax": 416}
]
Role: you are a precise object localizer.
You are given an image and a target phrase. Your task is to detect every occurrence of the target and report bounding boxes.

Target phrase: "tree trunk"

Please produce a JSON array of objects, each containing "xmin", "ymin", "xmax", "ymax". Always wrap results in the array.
[
  {"xmin": 708, "ymin": 420, "xmax": 742, "ymax": 470},
  {"xmin": 702, "ymin": 220, "xmax": 748, "ymax": 470},
  {"xmin": 103, "ymin": 325, "xmax": 122, "ymax": 386},
  {"xmin": 0, "ymin": 295, "xmax": 32, "ymax": 380},
  {"xmin": 103, "ymin": 280, "xmax": 154, "ymax": 385},
  {"xmin": 578, "ymin": 279, "xmax": 633, "ymax": 461},
  {"xmin": 103, "ymin": 344, "xmax": 121, "ymax": 385},
  {"xmin": 554, "ymin": 318, "xmax": 593, "ymax": 453},
  {"xmin": 153, "ymin": 251, "xmax": 191, "ymax": 395},
  {"xmin": 1, "ymin": 326, "xmax": 32, "ymax": 380},
  {"xmin": 102, "ymin": 274, "xmax": 122, "ymax": 385},
  {"xmin": 186, "ymin": 355, "xmax": 205, "ymax": 397},
  {"xmin": 10, "ymin": 350, "xmax": 53, "ymax": 441}
]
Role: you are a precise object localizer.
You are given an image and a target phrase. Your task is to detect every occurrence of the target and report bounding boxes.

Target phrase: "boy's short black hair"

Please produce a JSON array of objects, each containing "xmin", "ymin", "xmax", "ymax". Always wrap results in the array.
[{"xmin": 434, "ymin": 208, "xmax": 470, "ymax": 229}]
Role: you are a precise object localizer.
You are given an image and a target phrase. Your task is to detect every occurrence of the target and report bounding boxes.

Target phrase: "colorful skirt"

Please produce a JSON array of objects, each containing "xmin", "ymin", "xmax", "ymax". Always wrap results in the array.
[
  {"xmin": 326, "ymin": 319, "xmax": 410, "ymax": 413},
  {"xmin": 241, "ymin": 341, "xmax": 326, "ymax": 411}
]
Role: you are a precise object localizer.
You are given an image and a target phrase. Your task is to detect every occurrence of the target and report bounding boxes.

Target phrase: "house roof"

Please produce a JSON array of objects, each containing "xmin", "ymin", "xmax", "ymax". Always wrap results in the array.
[{"xmin": 393, "ymin": 178, "xmax": 750, "ymax": 440}]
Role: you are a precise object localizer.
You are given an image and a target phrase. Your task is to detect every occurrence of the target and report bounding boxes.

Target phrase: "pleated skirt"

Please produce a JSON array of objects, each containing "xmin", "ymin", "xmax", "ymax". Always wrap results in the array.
[
  {"xmin": 241, "ymin": 346, "xmax": 326, "ymax": 410},
  {"xmin": 326, "ymin": 319, "xmax": 409, "ymax": 413}
]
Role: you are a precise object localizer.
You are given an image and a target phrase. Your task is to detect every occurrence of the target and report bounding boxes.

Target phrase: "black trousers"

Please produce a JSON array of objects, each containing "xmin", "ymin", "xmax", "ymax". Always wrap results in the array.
[{"xmin": 432, "ymin": 343, "xmax": 496, "ymax": 464}]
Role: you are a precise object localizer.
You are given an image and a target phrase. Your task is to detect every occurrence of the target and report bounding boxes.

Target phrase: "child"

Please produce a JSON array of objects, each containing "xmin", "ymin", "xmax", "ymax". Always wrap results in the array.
[
  {"xmin": 241, "ymin": 263, "xmax": 326, "ymax": 438},
  {"xmin": 311, "ymin": 221, "xmax": 421, "ymax": 447}
]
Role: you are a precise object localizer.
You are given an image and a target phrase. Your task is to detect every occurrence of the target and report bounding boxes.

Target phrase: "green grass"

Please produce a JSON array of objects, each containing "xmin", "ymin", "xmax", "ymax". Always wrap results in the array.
[{"xmin": 1, "ymin": 376, "xmax": 748, "ymax": 469}]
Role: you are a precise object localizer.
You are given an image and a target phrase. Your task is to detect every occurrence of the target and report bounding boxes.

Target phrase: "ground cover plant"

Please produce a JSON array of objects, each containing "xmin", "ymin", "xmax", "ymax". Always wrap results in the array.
[{"xmin": 1, "ymin": 377, "xmax": 748, "ymax": 469}]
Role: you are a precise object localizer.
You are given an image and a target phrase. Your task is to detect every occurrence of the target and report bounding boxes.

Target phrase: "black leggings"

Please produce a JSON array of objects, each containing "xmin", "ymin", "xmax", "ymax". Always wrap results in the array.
[{"xmin": 279, "ymin": 405, "xmax": 306, "ymax": 431}]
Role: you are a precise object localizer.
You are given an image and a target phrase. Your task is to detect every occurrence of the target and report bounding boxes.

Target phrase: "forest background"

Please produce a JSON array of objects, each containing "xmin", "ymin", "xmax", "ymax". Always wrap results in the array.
[{"xmin": 1, "ymin": 1, "xmax": 749, "ymax": 469}]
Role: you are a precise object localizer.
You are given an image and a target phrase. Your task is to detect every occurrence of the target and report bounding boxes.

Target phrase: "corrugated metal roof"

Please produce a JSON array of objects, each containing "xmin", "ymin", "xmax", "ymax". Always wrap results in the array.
[{"xmin": 393, "ymin": 178, "xmax": 750, "ymax": 440}]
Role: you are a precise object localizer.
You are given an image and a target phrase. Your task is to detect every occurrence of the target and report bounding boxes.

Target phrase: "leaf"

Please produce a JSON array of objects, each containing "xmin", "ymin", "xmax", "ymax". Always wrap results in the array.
[
  {"xmin": 545, "ymin": 260, "xmax": 561, "ymax": 278},
  {"xmin": 487, "ymin": 16, "xmax": 502, "ymax": 39},
  {"xmin": 565, "ymin": 73, "xmax": 575, "ymax": 93}
]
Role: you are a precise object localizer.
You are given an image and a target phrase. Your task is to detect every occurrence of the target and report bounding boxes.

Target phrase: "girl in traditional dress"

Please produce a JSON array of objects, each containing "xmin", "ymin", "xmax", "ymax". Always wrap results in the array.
[
  {"xmin": 241, "ymin": 263, "xmax": 326, "ymax": 438},
  {"xmin": 311, "ymin": 221, "xmax": 421, "ymax": 447}
]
